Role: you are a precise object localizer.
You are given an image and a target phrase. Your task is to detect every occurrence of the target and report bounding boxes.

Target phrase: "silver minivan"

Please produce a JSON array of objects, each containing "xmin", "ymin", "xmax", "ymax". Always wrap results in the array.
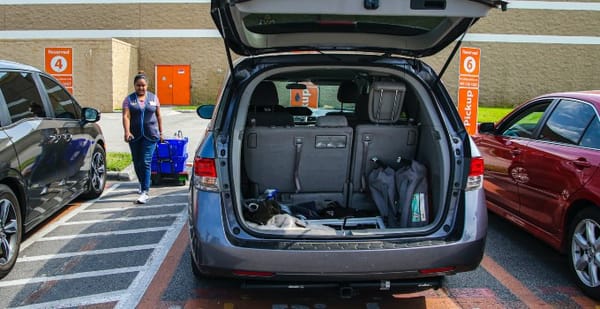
[{"xmin": 189, "ymin": 0, "xmax": 505, "ymax": 294}]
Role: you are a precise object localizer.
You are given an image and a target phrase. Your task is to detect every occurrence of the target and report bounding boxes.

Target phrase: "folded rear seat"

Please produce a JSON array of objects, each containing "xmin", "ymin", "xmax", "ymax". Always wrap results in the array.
[
  {"xmin": 350, "ymin": 81, "xmax": 419, "ymax": 207},
  {"xmin": 244, "ymin": 115, "xmax": 353, "ymax": 201}
]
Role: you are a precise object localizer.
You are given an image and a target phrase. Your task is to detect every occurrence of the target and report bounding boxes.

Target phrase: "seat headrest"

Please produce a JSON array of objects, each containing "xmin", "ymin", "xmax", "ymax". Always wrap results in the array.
[
  {"xmin": 250, "ymin": 81, "xmax": 279, "ymax": 107},
  {"xmin": 337, "ymin": 81, "xmax": 359, "ymax": 103},
  {"xmin": 368, "ymin": 81, "xmax": 406, "ymax": 124},
  {"xmin": 316, "ymin": 115, "xmax": 348, "ymax": 127},
  {"xmin": 354, "ymin": 93, "xmax": 370, "ymax": 122}
]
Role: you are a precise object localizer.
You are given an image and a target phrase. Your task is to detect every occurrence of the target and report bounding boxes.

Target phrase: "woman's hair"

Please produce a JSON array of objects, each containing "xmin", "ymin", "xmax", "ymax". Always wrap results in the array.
[{"xmin": 133, "ymin": 71, "xmax": 147, "ymax": 84}]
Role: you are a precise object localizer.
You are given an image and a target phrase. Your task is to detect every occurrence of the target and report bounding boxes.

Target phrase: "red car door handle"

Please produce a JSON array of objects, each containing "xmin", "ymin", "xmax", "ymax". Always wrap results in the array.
[
  {"xmin": 572, "ymin": 159, "xmax": 592, "ymax": 169},
  {"xmin": 510, "ymin": 148, "xmax": 521, "ymax": 156}
]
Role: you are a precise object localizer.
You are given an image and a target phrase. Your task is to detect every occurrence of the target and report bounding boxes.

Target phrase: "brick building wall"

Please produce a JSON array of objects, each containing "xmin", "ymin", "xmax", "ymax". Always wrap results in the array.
[
  {"xmin": 0, "ymin": 39, "xmax": 122, "ymax": 112},
  {"xmin": 112, "ymin": 40, "xmax": 139, "ymax": 110},
  {"xmin": 1, "ymin": 1, "xmax": 599, "ymax": 111}
]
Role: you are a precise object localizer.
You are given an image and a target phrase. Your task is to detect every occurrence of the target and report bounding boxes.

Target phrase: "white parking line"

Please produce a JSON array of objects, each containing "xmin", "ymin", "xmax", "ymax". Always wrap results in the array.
[
  {"xmin": 17, "ymin": 244, "xmax": 157, "ymax": 262},
  {"xmin": 115, "ymin": 213, "xmax": 187, "ymax": 309},
  {"xmin": 160, "ymin": 193, "xmax": 190, "ymax": 197},
  {"xmin": 0, "ymin": 266, "xmax": 145, "ymax": 288},
  {"xmin": 99, "ymin": 192, "xmax": 189, "ymax": 201},
  {"xmin": 81, "ymin": 203, "xmax": 186, "ymax": 212},
  {"xmin": 62, "ymin": 213, "xmax": 182, "ymax": 225},
  {"xmin": 9, "ymin": 182, "xmax": 190, "ymax": 308},
  {"xmin": 19, "ymin": 184, "xmax": 121, "ymax": 251},
  {"xmin": 36, "ymin": 227, "xmax": 170, "ymax": 241},
  {"xmin": 8, "ymin": 291, "xmax": 126, "ymax": 309}
]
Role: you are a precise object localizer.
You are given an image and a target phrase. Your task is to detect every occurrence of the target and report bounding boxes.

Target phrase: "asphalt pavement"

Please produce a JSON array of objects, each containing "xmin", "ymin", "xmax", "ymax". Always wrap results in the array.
[{"xmin": 97, "ymin": 107, "xmax": 209, "ymax": 180}]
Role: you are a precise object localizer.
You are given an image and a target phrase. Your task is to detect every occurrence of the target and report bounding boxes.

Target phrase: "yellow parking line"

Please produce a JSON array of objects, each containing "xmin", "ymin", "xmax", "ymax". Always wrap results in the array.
[{"xmin": 481, "ymin": 254, "xmax": 552, "ymax": 308}]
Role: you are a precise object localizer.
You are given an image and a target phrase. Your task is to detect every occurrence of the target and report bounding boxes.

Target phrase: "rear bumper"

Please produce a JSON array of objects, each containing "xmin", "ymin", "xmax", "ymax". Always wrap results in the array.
[{"xmin": 188, "ymin": 189, "xmax": 487, "ymax": 281}]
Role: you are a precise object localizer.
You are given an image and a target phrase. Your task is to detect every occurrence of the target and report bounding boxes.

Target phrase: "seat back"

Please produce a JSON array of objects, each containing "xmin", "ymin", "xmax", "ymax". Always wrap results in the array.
[
  {"xmin": 366, "ymin": 81, "xmax": 406, "ymax": 123},
  {"xmin": 326, "ymin": 81, "xmax": 359, "ymax": 119},
  {"xmin": 247, "ymin": 81, "xmax": 293, "ymax": 127},
  {"xmin": 244, "ymin": 115, "xmax": 353, "ymax": 194},
  {"xmin": 351, "ymin": 81, "xmax": 419, "ymax": 192},
  {"xmin": 337, "ymin": 80, "xmax": 360, "ymax": 104}
]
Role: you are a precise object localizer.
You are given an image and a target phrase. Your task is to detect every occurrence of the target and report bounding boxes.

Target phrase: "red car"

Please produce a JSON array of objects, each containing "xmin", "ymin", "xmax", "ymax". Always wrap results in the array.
[{"xmin": 474, "ymin": 91, "xmax": 600, "ymax": 299}]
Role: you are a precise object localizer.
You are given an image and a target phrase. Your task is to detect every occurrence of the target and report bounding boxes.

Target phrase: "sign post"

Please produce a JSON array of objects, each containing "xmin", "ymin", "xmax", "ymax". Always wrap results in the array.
[
  {"xmin": 45, "ymin": 47, "xmax": 73, "ymax": 93},
  {"xmin": 458, "ymin": 47, "xmax": 481, "ymax": 135}
]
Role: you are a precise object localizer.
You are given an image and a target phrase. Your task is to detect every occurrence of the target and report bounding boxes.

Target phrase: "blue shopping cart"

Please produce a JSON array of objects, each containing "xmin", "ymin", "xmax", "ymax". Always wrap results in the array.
[{"xmin": 151, "ymin": 130, "xmax": 189, "ymax": 186}]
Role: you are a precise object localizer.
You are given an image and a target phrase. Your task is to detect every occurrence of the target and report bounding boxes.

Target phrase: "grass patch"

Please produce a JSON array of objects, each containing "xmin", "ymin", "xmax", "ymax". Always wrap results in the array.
[
  {"xmin": 173, "ymin": 105, "xmax": 202, "ymax": 111},
  {"xmin": 478, "ymin": 107, "xmax": 513, "ymax": 123},
  {"xmin": 107, "ymin": 152, "xmax": 132, "ymax": 171}
]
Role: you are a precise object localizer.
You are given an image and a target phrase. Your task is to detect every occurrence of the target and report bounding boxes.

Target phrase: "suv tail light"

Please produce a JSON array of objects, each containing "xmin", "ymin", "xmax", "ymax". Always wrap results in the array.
[
  {"xmin": 466, "ymin": 157, "xmax": 484, "ymax": 191},
  {"xmin": 193, "ymin": 157, "xmax": 218, "ymax": 192}
]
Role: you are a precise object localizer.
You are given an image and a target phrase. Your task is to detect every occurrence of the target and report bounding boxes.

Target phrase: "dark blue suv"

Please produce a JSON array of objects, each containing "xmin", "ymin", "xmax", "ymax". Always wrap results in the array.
[
  {"xmin": 189, "ymin": 0, "xmax": 506, "ymax": 295},
  {"xmin": 0, "ymin": 60, "xmax": 106, "ymax": 279}
]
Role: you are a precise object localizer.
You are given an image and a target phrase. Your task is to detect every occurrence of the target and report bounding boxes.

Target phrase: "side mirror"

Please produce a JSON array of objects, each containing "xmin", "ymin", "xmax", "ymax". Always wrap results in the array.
[
  {"xmin": 82, "ymin": 107, "xmax": 101, "ymax": 123},
  {"xmin": 197, "ymin": 105, "xmax": 215, "ymax": 119},
  {"xmin": 478, "ymin": 122, "xmax": 495, "ymax": 134}
]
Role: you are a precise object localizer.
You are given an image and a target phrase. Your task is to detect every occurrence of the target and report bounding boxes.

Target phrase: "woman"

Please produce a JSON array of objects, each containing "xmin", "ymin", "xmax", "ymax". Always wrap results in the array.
[{"xmin": 122, "ymin": 71, "xmax": 163, "ymax": 204}]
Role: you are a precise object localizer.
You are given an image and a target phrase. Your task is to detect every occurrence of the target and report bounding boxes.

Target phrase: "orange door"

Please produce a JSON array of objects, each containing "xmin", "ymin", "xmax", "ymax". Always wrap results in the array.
[
  {"xmin": 155, "ymin": 65, "xmax": 191, "ymax": 106},
  {"xmin": 172, "ymin": 65, "xmax": 191, "ymax": 105},
  {"xmin": 156, "ymin": 65, "xmax": 174, "ymax": 105}
]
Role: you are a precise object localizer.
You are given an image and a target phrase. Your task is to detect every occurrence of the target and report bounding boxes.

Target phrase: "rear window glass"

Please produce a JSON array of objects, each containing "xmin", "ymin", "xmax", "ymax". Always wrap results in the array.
[
  {"xmin": 243, "ymin": 14, "xmax": 444, "ymax": 36},
  {"xmin": 580, "ymin": 116, "xmax": 600, "ymax": 149},
  {"xmin": 501, "ymin": 101, "xmax": 551, "ymax": 139},
  {"xmin": 273, "ymin": 82, "xmax": 354, "ymax": 114},
  {"xmin": 41, "ymin": 76, "xmax": 81, "ymax": 119},
  {"xmin": 540, "ymin": 100, "xmax": 595, "ymax": 145},
  {"xmin": 0, "ymin": 71, "xmax": 44, "ymax": 123}
]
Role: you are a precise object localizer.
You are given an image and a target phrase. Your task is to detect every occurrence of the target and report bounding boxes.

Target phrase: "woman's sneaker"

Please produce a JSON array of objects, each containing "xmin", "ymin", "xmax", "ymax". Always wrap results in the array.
[{"xmin": 136, "ymin": 192, "xmax": 149, "ymax": 204}]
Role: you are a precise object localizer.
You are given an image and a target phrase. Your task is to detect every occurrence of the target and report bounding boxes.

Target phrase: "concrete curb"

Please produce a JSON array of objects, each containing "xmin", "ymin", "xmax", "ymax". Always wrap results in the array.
[{"xmin": 107, "ymin": 163, "xmax": 135, "ymax": 181}]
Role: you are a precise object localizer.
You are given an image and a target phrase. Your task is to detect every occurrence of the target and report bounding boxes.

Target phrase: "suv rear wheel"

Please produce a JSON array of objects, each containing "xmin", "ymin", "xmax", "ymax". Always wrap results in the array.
[
  {"xmin": 81, "ymin": 144, "xmax": 106, "ymax": 199},
  {"xmin": 0, "ymin": 184, "xmax": 22, "ymax": 280}
]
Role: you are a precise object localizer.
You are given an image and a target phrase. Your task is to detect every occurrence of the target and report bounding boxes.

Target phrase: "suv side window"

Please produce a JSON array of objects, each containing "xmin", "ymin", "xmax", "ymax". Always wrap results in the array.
[
  {"xmin": 40, "ymin": 76, "xmax": 81, "ymax": 119},
  {"xmin": 501, "ymin": 100, "xmax": 551, "ymax": 138},
  {"xmin": 539, "ymin": 99, "xmax": 595, "ymax": 145},
  {"xmin": 580, "ymin": 116, "xmax": 600, "ymax": 149},
  {"xmin": 0, "ymin": 71, "xmax": 45, "ymax": 123}
]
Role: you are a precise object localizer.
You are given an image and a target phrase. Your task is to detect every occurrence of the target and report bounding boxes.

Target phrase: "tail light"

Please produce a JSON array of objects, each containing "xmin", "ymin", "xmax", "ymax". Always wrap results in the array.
[
  {"xmin": 419, "ymin": 266, "xmax": 456, "ymax": 275},
  {"xmin": 466, "ymin": 157, "xmax": 484, "ymax": 191},
  {"xmin": 193, "ymin": 157, "xmax": 218, "ymax": 192}
]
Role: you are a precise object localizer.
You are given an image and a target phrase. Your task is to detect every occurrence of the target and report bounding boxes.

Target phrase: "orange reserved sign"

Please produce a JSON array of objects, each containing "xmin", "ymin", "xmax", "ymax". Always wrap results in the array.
[
  {"xmin": 459, "ymin": 47, "xmax": 481, "ymax": 76},
  {"xmin": 55, "ymin": 75, "xmax": 73, "ymax": 94},
  {"xmin": 45, "ymin": 47, "xmax": 73, "ymax": 75},
  {"xmin": 458, "ymin": 47, "xmax": 481, "ymax": 135}
]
